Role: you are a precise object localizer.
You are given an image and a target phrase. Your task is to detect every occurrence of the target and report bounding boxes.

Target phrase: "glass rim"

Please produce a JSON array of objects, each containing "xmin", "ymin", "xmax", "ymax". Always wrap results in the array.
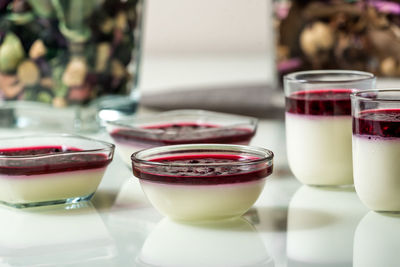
[
  {"xmin": 351, "ymin": 88, "xmax": 400, "ymax": 102},
  {"xmin": 284, "ymin": 70, "xmax": 376, "ymax": 84},
  {"xmin": 106, "ymin": 109, "xmax": 258, "ymax": 135},
  {"xmin": 131, "ymin": 144, "xmax": 274, "ymax": 168},
  {"xmin": 0, "ymin": 133, "xmax": 115, "ymax": 159},
  {"xmin": 107, "ymin": 109, "xmax": 258, "ymax": 124}
]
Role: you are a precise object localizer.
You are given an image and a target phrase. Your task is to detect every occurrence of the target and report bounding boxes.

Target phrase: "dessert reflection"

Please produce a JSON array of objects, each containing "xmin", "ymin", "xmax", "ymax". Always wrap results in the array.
[
  {"xmin": 0, "ymin": 202, "xmax": 116, "ymax": 266},
  {"xmin": 137, "ymin": 217, "xmax": 273, "ymax": 267},
  {"xmin": 287, "ymin": 185, "xmax": 367, "ymax": 266},
  {"xmin": 354, "ymin": 211, "xmax": 400, "ymax": 267}
]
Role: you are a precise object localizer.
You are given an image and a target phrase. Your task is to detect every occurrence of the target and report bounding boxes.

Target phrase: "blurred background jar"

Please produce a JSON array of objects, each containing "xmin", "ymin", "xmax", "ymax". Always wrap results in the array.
[
  {"xmin": 275, "ymin": 0, "xmax": 400, "ymax": 79},
  {"xmin": 0, "ymin": 0, "xmax": 143, "ymax": 131}
]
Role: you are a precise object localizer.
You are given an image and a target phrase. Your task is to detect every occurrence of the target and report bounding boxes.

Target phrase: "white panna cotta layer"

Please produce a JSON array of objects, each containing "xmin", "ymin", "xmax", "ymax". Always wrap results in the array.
[
  {"xmin": 286, "ymin": 113, "xmax": 353, "ymax": 185},
  {"xmin": 140, "ymin": 179, "xmax": 266, "ymax": 222},
  {"xmin": 0, "ymin": 168, "xmax": 106, "ymax": 205},
  {"xmin": 115, "ymin": 139, "xmax": 153, "ymax": 166},
  {"xmin": 353, "ymin": 136, "xmax": 400, "ymax": 211}
]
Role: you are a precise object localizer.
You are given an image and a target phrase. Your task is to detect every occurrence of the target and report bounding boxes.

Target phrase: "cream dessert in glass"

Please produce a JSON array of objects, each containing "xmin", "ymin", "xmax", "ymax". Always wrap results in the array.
[
  {"xmin": 0, "ymin": 134, "xmax": 114, "ymax": 208},
  {"xmin": 131, "ymin": 144, "xmax": 273, "ymax": 222},
  {"xmin": 284, "ymin": 70, "xmax": 375, "ymax": 186},
  {"xmin": 107, "ymin": 110, "xmax": 258, "ymax": 166},
  {"xmin": 352, "ymin": 89, "xmax": 400, "ymax": 211}
]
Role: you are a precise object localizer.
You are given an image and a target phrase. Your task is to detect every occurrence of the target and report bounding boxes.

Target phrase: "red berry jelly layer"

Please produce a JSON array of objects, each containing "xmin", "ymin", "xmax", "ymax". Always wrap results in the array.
[
  {"xmin": 353, "ymin": 109, "xmax": 400, "ymax": 138},
  {"xmin": 286, "ymin": 89, "xmax": 352, "ymax": 116},
  {"xmin": 132, "ymin": 154, "xmax": 272, "ymax": 185},
  {"xmin": 0, "ymin": 146, "xmax": 111, "ymax": 176},
  {"xmin": 111, "ymin": 123, "xmax": 255, "ymax": 145}
]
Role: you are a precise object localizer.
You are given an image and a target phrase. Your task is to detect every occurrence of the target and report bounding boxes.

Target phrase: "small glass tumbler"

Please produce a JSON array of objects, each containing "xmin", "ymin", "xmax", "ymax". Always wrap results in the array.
[
  {"xmin": 284, "ymin": 70, "xmax": 375, "ymax": 186},
  {"xmin": 352, "ymin": 89, "xmax": 400, "ymax": 212}
]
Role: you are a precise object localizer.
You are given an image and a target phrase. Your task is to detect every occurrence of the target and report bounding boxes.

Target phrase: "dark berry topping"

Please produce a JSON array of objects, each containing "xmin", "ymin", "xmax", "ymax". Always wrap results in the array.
[
  {"xmin": 353, "ymin": 109, "xmax": 400, "ymax": 138},
  {"xmin": 132, "ymin": 154, "xmax": 272, "ymax": 185},
  {"xmin": 0, "ymin": 146, "xmax": 111, "ymax": 176},
  {"xmin": 0, "ymin": 146, "xmax": 70, "ymax": 156},
  {"xmin": 111, "ymin": 123, "xmax": 255, "ymax": 145},
  {"xmin": 286, "ymin": 89, "xmax": 352, "ymax": 116}
]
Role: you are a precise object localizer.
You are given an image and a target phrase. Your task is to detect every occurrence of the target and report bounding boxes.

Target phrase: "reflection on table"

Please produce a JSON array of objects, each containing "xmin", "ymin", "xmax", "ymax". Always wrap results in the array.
[
  {"xmin": 137, "ymin": 217, "xmax": 273, "ymax": 267},
  {"xmin": 287, "ymin": 185, "xmax": 367, "ymax": 266},
  {"xmin": 354, "ymin": 211, "xmax": 400, "ymax": 267},
  {"xmin": 0, "ymin": 202, "xmax": 115, "ymax": 266}
]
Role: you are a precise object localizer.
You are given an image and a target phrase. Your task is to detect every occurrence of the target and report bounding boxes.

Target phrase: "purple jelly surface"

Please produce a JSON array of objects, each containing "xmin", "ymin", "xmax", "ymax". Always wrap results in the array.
[
  {"xmin": 0, "ymin": 146, "xmax": 111, "ymax": 176},
  {"xmin": 353, "ymin": 109, "xmax": 400, "ymax": 138},
  {"xmin": 132, "ymin": 154, "xmax": 272, "ymax": 185},
  {"xmin": 286, "ymin": 89, "xmax": 353, "ymax": 116},
  {"xmin": 111, "ymin": 123, "xmax": 255, "ymax": 145}
]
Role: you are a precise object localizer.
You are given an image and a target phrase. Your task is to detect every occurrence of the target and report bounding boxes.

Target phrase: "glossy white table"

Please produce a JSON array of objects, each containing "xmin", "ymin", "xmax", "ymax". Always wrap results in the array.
[{"xmin": 1, "ymin": 118, "xmax": 399, "ymax": 267}]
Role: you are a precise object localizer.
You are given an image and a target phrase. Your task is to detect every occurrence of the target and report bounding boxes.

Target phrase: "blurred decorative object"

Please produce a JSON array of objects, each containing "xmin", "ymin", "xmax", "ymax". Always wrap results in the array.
[
  {"xmin": 275, "ymin": 0, "xmax": 400, "ymax": 77},
  {"xmin": 0, "ymin": 0, "xmax": 143, "ymax": 129}
]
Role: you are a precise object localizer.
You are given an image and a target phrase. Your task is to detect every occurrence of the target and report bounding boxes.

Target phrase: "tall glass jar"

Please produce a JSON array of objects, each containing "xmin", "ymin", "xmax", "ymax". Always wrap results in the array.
[
  {"xmin": 0, "ymin": 0, "xmax": 143, "ymax": 131},
  {"xmin": 284, "ymin": 70, "xmax": 375, "ymax": 186}
]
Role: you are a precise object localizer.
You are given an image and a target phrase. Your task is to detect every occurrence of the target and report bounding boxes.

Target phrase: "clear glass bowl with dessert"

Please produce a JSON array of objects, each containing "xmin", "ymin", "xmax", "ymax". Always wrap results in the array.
[
  {"xmin": 131, "ymin": 144, "xmax": 273, "ymax": 222},
  {"xmin": 0, "ymin": 134, "xmax": 114, "ymax": 208},
  {"xmin": 106, "ymin": 109, "xmax": 258, "ymax": 165}
]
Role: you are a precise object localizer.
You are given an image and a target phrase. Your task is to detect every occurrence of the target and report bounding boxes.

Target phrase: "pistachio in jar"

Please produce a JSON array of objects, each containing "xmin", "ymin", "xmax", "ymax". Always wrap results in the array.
[{"xmin": 0, "ymin": 0, "xmax": 142, "ymax": 106}]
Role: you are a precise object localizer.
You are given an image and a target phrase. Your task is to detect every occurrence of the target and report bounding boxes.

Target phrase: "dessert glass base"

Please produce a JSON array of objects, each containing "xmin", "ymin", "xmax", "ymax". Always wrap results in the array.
[
  {"xmin": 1, "ymin": 193, "xmax": 94, "ymax": 209},
  {"xmin": 0, "ymin": 97, "xmax": 138, "ymax": 133}
]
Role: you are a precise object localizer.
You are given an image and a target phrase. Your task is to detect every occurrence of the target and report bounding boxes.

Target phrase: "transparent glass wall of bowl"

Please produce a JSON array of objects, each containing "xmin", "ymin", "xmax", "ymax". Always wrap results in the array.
[
  {"xmin": 0, "ymin": 0, "xmax": 144, "ymax": 132},
  {"xmin": 284, "ymin": 70, "xmax": 375, "ymax": 186}
]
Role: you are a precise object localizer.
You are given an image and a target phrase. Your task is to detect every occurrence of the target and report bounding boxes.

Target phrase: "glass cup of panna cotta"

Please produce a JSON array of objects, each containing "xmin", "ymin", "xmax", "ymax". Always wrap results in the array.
[
  {"xmin": 352, "ymin": 89, "xmax": 400, "ymax": 212},
  {"xmin": 131, "ymin": 144, "xmax": 273, "ymax": 222},
  {"xmin": 0, "ymin": 134, "xmax": 114, "ymax": 208},
  {"xmin": 284, "ymin": 70, "xmax": 376, "ymax": 186},
  {"xmin": 106, "ymin": 110, "xmax": 258, "ymax": 165}
]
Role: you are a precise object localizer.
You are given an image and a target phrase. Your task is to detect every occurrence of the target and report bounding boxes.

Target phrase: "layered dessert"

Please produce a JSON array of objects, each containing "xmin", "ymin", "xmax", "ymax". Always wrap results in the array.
[
  {"xmin": 132, "ymin": 146, "xmax": 273, "ymax": 222},
  {"xmin": 353, "ymin": 109, "xmax": 400, "ymax": 211},
  {"xmin": 0, "ymin": 145, "xmax": 112, "ymax": 207},
  {"xmin": 285, "ymin": 89, "xmax": 353, "ymax": 185},
  {"xmin": 110, "ymin": 123, "xmax": 255, "ymax": 165}
]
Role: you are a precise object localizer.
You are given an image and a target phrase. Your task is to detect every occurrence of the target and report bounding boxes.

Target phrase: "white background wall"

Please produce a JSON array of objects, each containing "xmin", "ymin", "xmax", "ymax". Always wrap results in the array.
[
  {"xmin": 140, "ymin": 0, "xmax": 275, "ymax": 90},
  {"xmin": 143, "ymin": 0, "xmax": 272, "ymax": 54}
]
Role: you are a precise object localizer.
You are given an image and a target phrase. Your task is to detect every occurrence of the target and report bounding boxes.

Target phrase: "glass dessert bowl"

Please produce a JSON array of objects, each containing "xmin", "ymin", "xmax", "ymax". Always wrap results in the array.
[
  {"xmin": 106, "ymin": 110, "xmax": 258, "ymax": 165},
  {"xmin": 0, "ymin": 134, "xmax": 114, "ymax": 208},
  {"xmin": 131, "ymin": 144, "xmax": 273, "ymax": 222}
]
